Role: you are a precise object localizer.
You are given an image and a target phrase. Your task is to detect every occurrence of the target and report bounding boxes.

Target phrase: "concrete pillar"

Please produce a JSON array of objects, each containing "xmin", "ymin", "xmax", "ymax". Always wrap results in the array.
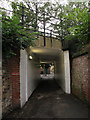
[{"xmin": 64, "ymin": 50, "xmax": 71, "ymax": 94}]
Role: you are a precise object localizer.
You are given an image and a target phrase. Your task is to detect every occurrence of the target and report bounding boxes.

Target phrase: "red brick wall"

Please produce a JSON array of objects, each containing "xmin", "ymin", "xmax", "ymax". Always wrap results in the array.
[
  {"xmin": 2, "ymin": 53, "xmax": 20, "ymax": 116},
  {"xmin": 8, "ymin": 54, "xmax": 20, "ymax": 109},
  {"xmin": 72, "ymin": 54, "xmax": 89, "ymax": 105}
]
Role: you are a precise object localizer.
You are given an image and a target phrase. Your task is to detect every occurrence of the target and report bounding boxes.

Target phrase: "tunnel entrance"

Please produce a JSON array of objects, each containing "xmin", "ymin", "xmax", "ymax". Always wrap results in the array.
[{"xmin": 20, "ymin": 47, "xmax": 71, "ymax": 107}]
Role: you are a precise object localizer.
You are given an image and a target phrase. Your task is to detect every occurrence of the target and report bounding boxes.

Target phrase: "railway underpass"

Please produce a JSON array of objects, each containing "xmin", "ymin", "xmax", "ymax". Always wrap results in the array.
[
  {"xmin": 3, "ymin": 46, "xmax": 88, "ymax": 119},
  {"xmin": 20, "ymin": 47, "xmax": 70, "ymax": 107},
  {"xmin": 1, "ymin": 45, "xmax": 89, "ymax": 120}
]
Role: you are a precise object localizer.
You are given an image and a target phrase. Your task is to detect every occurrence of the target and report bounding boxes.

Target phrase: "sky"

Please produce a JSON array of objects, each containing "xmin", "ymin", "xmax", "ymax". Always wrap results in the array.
[
  {"xmin": 0, "ymin": 0, "xmax": 89, "ymax": 12},
  {"xmin": 0, "ymin": 0, "xmax": 69, "ymax": 10}
]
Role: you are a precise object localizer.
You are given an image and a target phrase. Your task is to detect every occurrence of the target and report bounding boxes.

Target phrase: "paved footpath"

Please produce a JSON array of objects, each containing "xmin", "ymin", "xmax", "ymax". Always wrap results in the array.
[{"xmin": 4, "ymin": 79, "xmax": 89, "ymax": 119}]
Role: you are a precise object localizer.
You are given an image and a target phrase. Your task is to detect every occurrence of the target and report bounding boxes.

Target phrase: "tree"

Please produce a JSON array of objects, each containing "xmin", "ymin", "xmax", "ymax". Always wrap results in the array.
[
  {"xmin": 2, "ymin": 0, "xmax": 89, "ymax": 58},
  {"xmin": 2, "ymin": 5, "xmax": 37, "ymax": 58},
  {"xmin": 50, "ymin": 2, "xmax": 89, "ymax": 51}
]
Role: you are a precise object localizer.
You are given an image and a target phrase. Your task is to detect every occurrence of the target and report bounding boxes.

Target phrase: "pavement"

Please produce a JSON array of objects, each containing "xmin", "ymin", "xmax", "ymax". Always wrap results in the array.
[
  {"xmin": 40, "ymin": 73, "xmax": 54, "ymax": 79},
  {"xmin": 4, "ymin": 78, "xmax": 89, "ymax": 119}
]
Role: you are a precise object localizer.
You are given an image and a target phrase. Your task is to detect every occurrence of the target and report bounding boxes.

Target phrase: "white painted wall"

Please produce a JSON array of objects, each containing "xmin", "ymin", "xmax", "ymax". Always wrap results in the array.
[
  {"xmin": 55, "ymin": 50, "xmax": 71, "ymax": 94},
  {"xmin": 20, "ymin": 49, "xmax": 40, "ymax": 107},
  {"xmin": 64, "ymin": 50, "xmax": 71, "ymax": 94},
  {"xmin": 20, "ymin": 50, "xmax": 27, "ymax": 107},
  {"xmin": 27, "ymin": 56, "xmax": 39, "ymax": 99},
  {"xmin": 55, "ymin": 50, "xmax": 65, "ymax": 92}
]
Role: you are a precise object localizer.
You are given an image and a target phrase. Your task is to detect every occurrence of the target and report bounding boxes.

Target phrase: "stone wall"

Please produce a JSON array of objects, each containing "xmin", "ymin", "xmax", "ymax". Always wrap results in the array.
[
  {"xmin": 72, "ymin": 53, "xmax": 89, "ymax": 105},
  {"xmin": 34, "ymin": 35, "xmax": 62, "ymax": 49},
  {"xmin": 2, "ymin": 59, "xmax": 12, "ymax": 116}
]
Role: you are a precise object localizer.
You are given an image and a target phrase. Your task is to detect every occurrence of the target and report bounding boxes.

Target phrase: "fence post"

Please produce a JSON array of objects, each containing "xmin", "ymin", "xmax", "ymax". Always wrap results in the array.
[
  {"xmin": 36, "ymin": 3, "xmax": 38, "ymax": 31},
  {"xmin": 43, "ymin": 12, "xmax": 46, "ymax": 46},
  {"xmin": 22, "ymin": 6, "xmax": 24, "ymax": 25},
  {"xmin": 50, "ymin": 30, "xmax": 52, "ymax": 48}
]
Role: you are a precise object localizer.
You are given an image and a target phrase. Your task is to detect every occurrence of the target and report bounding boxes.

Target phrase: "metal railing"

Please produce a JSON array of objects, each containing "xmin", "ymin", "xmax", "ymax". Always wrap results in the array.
[{"xmin": 0, "ymin": 2, "xmax": 64, "ymax": 47}]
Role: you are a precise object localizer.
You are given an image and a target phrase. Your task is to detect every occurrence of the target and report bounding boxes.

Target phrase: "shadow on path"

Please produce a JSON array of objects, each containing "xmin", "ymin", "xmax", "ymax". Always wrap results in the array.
[{"xmin": 4, "ymin": 78, "xmax": 88, "ymax": 119}]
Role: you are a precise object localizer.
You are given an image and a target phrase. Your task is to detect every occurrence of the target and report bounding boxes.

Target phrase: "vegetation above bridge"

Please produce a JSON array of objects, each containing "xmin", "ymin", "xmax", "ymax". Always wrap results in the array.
[{"xmin": 1, "ymin": 0, "xmax": 89, "ymax": 58}]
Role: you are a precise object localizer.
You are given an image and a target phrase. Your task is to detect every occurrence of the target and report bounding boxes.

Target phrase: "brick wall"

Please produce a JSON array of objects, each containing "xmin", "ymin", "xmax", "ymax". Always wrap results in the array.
[
  {"xmin": 2, "ymin": 53, "xmax": 20, "ymax": 116},
  {"xmin": 72, "ymin": 53, "xmax": 89, "ymax": 105},
  {"xmin": 8, "ymin": 54, "xmax": 20, "ymax": 109}
]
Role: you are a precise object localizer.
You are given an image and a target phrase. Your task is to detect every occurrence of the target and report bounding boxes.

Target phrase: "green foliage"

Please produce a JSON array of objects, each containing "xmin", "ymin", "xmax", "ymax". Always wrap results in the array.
[
  {"xmin": 1, "ymin": 1, "xmax": 89, "ymax": 58},
  {"xmin": 62, "ymin": 2, "xmax": 89, "ymax": 54},
  {"xmin": 2, "ymin": 12, "xmax": 37, "ymax": 58},
  {"xmin": 11, "ymin": 1, "xmax": 37, "ymax": 30},
  {"xmin": 49, "ymin": 2, "xmax": 89, "ymax": 53}
]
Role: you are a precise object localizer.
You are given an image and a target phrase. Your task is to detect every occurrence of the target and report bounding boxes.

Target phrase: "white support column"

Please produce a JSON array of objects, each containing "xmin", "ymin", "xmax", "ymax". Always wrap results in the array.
[
  {"xmin": 20, "ymin": 50, "xmax": 28, "ymax": 107},
  {"xmin": 26, "ymin": 54, "xmax": 28, "ymax": 102},
  {"xmin": 64, "ymin": 50, "xmax": 71, "ymax": 94}
]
